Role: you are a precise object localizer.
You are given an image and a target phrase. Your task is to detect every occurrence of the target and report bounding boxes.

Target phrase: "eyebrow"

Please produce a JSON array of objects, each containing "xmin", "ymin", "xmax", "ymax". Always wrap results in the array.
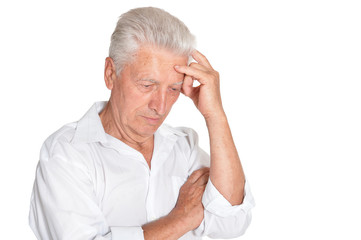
[
  {"xmin": 172, "ymin": 81, "xmax": 184, "ymax": 85},
  {"xmin": 138, "ymin": 79, "xmax": 183, "ymax": 85},
  {"xmin": 139, "ymin": 79, "xmax": 157, "ymax": 83}
]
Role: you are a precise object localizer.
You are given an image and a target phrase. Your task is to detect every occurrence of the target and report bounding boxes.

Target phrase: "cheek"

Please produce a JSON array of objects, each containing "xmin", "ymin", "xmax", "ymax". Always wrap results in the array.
[
  {"xmin": 167, "ymin": 92, "xmax": 180, "ymax": 108},
  {"xmin": 126, "ymin": 92, "xmax": 154, "ymax": 116},
  {"xmin": 114, "ymin": 88, "xmax": 145, "ymax": 117}
]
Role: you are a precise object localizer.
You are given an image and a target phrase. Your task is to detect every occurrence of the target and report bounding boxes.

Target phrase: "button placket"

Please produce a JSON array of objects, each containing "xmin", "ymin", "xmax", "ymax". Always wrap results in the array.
[{"xmin": 145, "ymin": 170, "xmax": 158, "ymax": 222}]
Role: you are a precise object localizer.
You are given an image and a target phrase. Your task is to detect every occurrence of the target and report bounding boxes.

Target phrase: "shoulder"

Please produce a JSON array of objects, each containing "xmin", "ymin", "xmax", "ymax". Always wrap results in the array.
[
  {"xmin": 39, "ymin": 122, "xmax": 77, "ymax": 161},
  {"xmin": 160, "ymin": 124, "xmax": 210, "ymax": 168},
  {"xmin": 159, "ymin": 124, "xmax": 200, "ymax": 148}
]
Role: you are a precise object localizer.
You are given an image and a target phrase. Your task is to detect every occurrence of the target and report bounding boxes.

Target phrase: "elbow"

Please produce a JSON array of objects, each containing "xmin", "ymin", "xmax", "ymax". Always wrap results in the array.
[
  {"xmin": 231, "ymin": 212, "xmax": 253, "ymax": 238},
  {"xmin": 207, "ymin": 211, "xmax": 253, "ymax": 239},
  {"xmin": 234, "ymin": 212, "xmax": 252, "ymax": 237},
  {"xmin": 228, "ymin": 187, "xmax": 245, "ymax": 206},
  {"xmin": 222, "ymin": 182, "xmax": 244, "ymax": 206}
]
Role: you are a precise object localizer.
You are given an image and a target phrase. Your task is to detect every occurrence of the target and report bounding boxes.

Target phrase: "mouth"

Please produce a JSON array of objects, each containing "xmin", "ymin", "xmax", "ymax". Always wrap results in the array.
[{"xmin": 142, "ymin": 116, "xmax": 161, "ymax": 125}]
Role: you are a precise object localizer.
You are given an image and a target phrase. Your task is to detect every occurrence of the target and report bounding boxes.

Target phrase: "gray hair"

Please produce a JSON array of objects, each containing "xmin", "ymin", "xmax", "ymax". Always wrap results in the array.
[{"xmin": 109, "ymin": 7, "xmax": 196, "ymax": 75}]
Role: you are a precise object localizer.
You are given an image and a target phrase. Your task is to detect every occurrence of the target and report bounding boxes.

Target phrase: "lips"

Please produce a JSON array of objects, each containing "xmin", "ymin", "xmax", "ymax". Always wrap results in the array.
[{"xmin": 142, "ymin": 116, "xmax": 161, "ymax": 125}]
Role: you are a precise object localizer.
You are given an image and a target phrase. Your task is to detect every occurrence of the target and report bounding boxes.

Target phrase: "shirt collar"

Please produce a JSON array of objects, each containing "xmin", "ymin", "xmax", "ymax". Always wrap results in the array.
[
  {"xmin": 71, "ymin": 101, "xmax": 187, "ymax": 144},
  {"xmin": 71, "ymin": 101, "xmax": 108, "ymax": 144},
  {"xmin": 158, "ymin": 124, "xmax": 187, "ymax": 139}
]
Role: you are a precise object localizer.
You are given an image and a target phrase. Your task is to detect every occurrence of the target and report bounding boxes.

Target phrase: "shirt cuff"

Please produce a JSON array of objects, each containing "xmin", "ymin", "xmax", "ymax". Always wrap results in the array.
[
  {"xmin": 110, "ymin": 226, "xmax": 144, "ymax": 240},
  {"xmin": 202, "ymin": 178, "xmax": 255, "ymax": 218}
]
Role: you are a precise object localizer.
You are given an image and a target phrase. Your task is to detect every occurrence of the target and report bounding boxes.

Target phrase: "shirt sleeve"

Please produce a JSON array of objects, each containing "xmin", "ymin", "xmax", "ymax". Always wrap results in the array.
[
  {"xmin": 184, "ymin": 128, "xmax": 255, "ymax": 238},
  {"xmin": 110, "ymin": 227, "xmax": 144, "ymax": 239},
  {"xmin": 194, "ymin": 178, "xmax": 255, "ymax": 238},
  {"xmin": 29, "ymin": 138, "xmax": 144, "ymax": 240}
]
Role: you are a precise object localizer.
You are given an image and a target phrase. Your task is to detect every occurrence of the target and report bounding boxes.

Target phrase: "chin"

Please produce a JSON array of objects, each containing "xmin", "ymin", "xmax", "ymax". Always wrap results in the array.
[
  {"xmin": 133, "ymin": 115, "xmax": 166, "ymax": 137},
  {"xmin": 138, "ymin": 124, "xmax": 161, "ymax": 137}
]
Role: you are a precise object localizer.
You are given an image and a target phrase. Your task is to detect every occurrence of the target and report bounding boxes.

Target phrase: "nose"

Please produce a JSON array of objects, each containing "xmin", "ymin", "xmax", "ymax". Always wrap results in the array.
[{"xmin": 149, "ymin": 88, "xmax": 167, "ymax": 116}]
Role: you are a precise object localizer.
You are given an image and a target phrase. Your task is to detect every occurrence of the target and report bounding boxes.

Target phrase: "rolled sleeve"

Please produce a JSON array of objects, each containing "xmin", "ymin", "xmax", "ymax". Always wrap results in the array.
[
  {"xmin": 202, "ymin": 178, "xmax": 255, "ymax": 217},
  {"xmin": 193, "ymin": 178, "xmax": 255, "ymax": 238},
  {"xmin": 110, "ymin": 227, "xmax": 144, "ymax": 240}
]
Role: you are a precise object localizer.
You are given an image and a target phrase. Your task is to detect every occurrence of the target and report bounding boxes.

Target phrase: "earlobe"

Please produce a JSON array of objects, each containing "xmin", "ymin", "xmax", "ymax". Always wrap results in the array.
[{"xmin": 104, "ymin": 57, "xmax": 116, "ymax": 90}]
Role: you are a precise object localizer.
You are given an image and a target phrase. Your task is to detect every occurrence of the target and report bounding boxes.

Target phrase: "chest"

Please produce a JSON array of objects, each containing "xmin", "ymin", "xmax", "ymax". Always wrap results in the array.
[
  {"xmin": 140, "ymin": 148, "xmax": 153, "ymax": 169},
  {"xmin": 90, "ymin": 144, "xmax": 190, "ymax": 226}
]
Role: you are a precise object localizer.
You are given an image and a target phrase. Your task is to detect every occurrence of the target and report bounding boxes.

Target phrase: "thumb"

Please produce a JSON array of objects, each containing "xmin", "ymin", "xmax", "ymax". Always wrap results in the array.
[{"xmin": 181, "ymin": 75, "xmax": 193, "ymax": 97}]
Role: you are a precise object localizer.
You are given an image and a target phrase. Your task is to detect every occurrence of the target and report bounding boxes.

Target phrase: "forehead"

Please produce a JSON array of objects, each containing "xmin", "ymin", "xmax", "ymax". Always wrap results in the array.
[{"xmin": 127, "ymin": 45, "xmax": 188, "ymax": 80}]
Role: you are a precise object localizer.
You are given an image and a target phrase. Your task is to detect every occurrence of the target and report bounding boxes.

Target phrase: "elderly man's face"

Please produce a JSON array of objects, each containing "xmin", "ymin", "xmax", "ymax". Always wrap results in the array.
[{"xmin": 109, "ymin": 45, "xmax": 188, "ymax": 138}]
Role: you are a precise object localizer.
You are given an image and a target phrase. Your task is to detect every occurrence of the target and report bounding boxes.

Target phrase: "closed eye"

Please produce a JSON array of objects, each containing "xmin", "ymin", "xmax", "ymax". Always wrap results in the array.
[
  {"xmin": 169, "ymin": 87, "xmax": 181, "ymax": 94},
  {"xmin": 137, "ymin": 82, "xmax": 156, "ymax": 92}
]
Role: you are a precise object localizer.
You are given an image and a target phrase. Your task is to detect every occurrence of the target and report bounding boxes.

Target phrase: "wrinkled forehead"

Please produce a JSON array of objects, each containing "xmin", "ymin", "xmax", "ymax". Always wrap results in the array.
[
  {"xmin": 127, "ymin": 44, "xmax": 188, "ymax": 79},
  {"xmin": 134, "ymin": 44, "xmax": 188, "ymax": 63}
]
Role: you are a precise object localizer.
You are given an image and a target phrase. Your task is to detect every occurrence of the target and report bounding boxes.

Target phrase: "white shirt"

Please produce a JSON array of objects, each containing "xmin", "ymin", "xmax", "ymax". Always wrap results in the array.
[{"xmin": 29, "ymin": 102, "xmax": 255, "ymax": 240}]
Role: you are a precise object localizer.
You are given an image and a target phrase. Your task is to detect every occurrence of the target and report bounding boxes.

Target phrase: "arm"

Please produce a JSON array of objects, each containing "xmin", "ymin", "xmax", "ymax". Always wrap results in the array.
[
  {"xmin": 30, "ymin": 141, "xmax": 113, "ymax": 240},
  {"xmin": 30, "ymin": 137, "xmax": 209, "ymax": 240},
  {"xmin": 31, "ymin": 138, "xmax": 146, "ymax": 240},
  {"xmin": 182, "ymin": 128, "xmax": 254, "ymax": 238},
  {"xmin": 175, "ymin": 50, "xmax": 245, "ymax": 205},
  {"xmin": 206, "ymin": 112, "xmax": 245, "ymax": 205},
  {"xmin": 142, "ymin": 168, "xmax": 209, "ymax": 240}
]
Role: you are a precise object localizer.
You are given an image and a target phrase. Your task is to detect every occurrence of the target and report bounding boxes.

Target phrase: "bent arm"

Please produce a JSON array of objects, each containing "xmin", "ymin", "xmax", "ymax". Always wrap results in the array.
[
  {"xmin": 30, "ymin": 140, "xmax": 208, "ymax": 240},
  {"xmin": 143, "ymin": 167, "xmax": 209, "ymax": 239},
  {"xmin": 174, "ymin": 50, "xmax": 246, "ymax": 205},
  {"xmin": 206, "ymin": 112, "xmax": 245, "ymax": 205},
  {"xmin": 142, "ymin": 211, "xmax": 186, "ymax": 240},
  {"xmin": 182, "ymin": 128, "xmax": 254, "ymax": 238}
]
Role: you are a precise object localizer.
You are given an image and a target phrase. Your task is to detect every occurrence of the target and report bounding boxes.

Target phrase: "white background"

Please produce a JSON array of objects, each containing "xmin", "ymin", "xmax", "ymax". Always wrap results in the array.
[{"xmin": 1, "ymin": 0, "xmax": 360, "ymax": 239}]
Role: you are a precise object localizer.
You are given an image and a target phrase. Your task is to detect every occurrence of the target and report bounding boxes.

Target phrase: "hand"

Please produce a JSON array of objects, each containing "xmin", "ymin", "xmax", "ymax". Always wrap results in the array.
[
  {"xmin": 170, "ymin": 167, "xmax": 210, "ymax": 231},
  {"xmin": 174, "ymin": 50, "xmax": 224, "ymax": 120}
]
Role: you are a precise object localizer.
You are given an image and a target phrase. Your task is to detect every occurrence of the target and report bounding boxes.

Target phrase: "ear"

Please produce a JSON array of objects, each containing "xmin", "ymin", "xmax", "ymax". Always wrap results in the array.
[{"xmin": 104, "ymin": 57, "xmax": 117, "ymax": 90}]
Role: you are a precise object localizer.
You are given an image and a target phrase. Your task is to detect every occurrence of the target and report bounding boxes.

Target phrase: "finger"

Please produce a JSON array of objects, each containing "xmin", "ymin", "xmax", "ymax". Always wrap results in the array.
[
  {"xmin": 189, "ymin": 62, "xmax": 209, "ymax": 71},
  {"xmin": 194, "ymin": 184, "xmax": 207, "ymax": 200},
  {"xmin": 192, "ymin": 189, "xmax": 206, "ymax": 203},
  {"xmin": 192, "ymin": 50, "xmax": 213, "ymax": 69},
  {"xmin": 187, "ymin": 168, "xmax": 205, "ymax": 183},
  {"xmin": 187, "ymin": 85, "xmax": 200, "ymax": 101},
  {"xmin": 181, "ymin": 75, "xmax": 193, "ymax": 97},
  {"xmin": 188, "ymin": 167, "xmax": 210, "ymax": 183},
  {"xmin": 182, "ymin": 81, "xmax": 200, "ymax": 100},
  {"xmin": 174, "ymin": 65, "xmax": 207, "ymax": 85},
  {"xmin": 195, "ymin": 172, "xmax": 209, "ymax": 186}
]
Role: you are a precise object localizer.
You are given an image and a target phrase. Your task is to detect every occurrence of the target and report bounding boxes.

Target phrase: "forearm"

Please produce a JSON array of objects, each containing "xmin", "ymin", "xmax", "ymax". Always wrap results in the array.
[
  {"xmin": 174, "ymin": 50, "xmax": 245, "ymax": 205},
  {"xmin": 205, "ymin": 111, "xmax": 245, "ymax": 205},
  {"xmin": 142, "ymin": 210, "xmax": 189, "ymax": 240}
]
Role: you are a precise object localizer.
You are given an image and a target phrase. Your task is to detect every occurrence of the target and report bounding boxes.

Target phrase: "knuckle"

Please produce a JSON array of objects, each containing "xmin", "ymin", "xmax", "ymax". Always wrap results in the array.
[
  {"xmin": 196, "ymin": 185, "xmax": 205, "ymax": 191},
  {"xmin": 197, "ymin": 167, "xmax": 205, "ymax": 171},
  {"xmin": 212, "ymin": 71, "xmax": 219, "ymax": 78},
  {"xmin": 192, "ymin": 169, "xmax": 203, "ymax": 176},
  {"xmin": 200, "ymin": 167, "xmax": 210, "ymax": 173}
]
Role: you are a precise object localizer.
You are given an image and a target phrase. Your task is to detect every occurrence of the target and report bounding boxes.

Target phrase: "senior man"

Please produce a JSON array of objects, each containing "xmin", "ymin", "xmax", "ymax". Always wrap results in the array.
[{"xmin": 29, "ymin": 7, "xmax": 255, "ymax": 240}]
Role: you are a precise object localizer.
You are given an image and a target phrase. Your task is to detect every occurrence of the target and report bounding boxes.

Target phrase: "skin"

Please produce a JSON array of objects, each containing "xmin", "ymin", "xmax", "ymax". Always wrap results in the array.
[
  {"xmin": 100, "ymin": 45, "xmax": 187, "ymax": 167},
  {"xmin": 100, "ymin": 44, "xmax": 245, "ymax": 239},
  {"xmin": 175, "ymin": 51, "xmax": 245, "ymax": 206}
]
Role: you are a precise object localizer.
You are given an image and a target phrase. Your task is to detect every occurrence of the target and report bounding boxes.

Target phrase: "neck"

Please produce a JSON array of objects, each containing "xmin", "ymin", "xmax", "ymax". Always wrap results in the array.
[{"xmin": 99, "ymin": 101, "xmax": 154, "ymax": 153}]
